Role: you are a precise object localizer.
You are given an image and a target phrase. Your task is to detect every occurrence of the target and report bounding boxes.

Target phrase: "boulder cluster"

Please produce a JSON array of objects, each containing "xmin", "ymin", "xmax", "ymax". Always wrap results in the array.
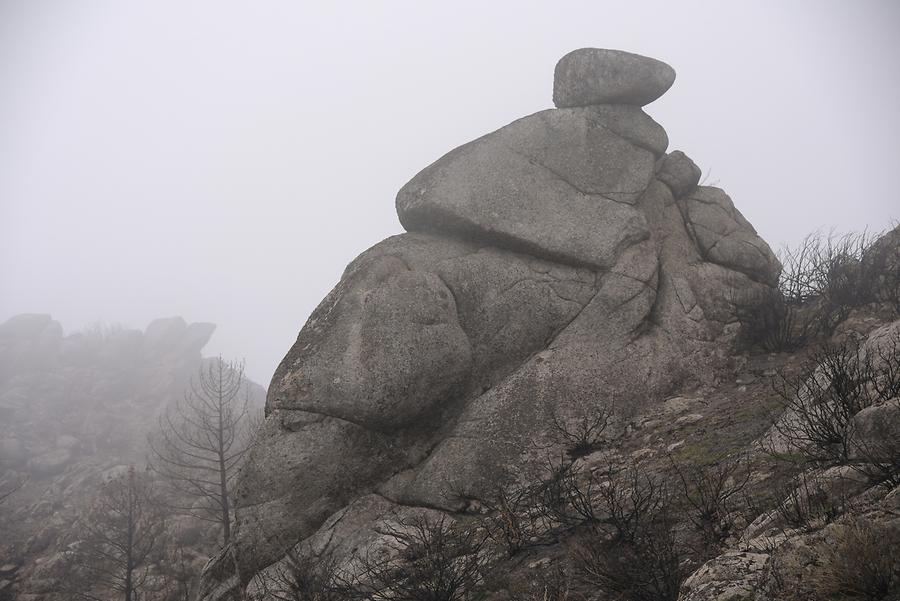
[
  {"xmin": 0, "ymin": 314, "xmax": 217, "ymax": 477},
  {"xmin": 199, "ymin": 48, "xmax": 781, "ymax": 598}
]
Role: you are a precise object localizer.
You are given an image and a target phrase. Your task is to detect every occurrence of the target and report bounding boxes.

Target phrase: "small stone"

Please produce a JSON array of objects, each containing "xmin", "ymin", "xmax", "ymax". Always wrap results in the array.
[
  {"xmin": 631, "ymin": 448, "xmax": 655, "ymax": 461},
  {"xmin": 675, "ymin": 413, "xmax": 704, "ymax": 426},
  {"xmin": 527, "ymin": 557, "xmax": 552, "ymax": 570},
  {"xmin": 666, "ymin": 440, "xmax": 685, "ymax": 453},
  {"xmin": 553, "ymin": 48, "xmax": 676, "ymax": 108},
  {"xmin": 662, "ymin": 396, "xmax": 696, "ymax": 414},
  {"xmin": 850, "ymin": 403, "xmax": 900, "ymax": 460}
]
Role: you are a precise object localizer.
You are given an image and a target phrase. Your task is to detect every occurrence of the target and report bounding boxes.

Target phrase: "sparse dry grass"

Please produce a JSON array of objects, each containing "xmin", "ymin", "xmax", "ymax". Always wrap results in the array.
[{"xmin": 813, "ymin": 519, "xmax": 900, "ymax": 600}]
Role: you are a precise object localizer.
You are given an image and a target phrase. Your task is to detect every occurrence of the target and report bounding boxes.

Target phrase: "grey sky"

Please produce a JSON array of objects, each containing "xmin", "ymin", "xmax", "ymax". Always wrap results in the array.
[{"xmin": 2, "ymin": 1, "xmax": 898, "ymax": 384}]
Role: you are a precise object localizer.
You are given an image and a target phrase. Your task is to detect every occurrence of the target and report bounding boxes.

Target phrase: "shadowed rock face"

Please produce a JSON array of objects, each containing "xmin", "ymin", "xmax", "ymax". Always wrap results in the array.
[{"xmin": 197, "ymin": 49, "xmax": 780, "ymax": 599}]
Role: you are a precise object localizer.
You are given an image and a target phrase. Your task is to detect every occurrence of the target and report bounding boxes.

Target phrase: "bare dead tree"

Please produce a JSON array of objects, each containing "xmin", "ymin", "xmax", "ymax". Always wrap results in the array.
[
  {"xmin": 65, "ymin": 466, "xmax": 167, "ymax": 601},
  {"xmin": 148, "ymin": 356, "xmax": 249, "ymax": 544}
]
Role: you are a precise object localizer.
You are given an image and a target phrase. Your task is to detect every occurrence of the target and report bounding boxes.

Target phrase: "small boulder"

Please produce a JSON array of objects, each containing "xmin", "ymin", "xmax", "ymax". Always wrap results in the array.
[
  {"xmin": 675, "ymin": 413, "xmax": 704, "ymax": 426},
  {"xmin": 680, "ymin": 550, "xmax": 769, "ymax": 601},
  {"xmin": 143, "ymin": 316, "xmax": 187, "ymax": 355},
  {"xmin": 850, "ymin": 402, "xmax": 900, "ymax": 460},
  {"xmin": 0, "ymin": 314, "xmax": 53, "ymax": 340},
  {"xmin": 553, "ymin": 48, "xmax": 676, "ymax": 108},
  {"xmin": 177, "ymin": 322, "xmax": 216, "ymax": 355},
  {"xmin": 656, "ymin": 150, "xmax": 701, "ymax": 198}
]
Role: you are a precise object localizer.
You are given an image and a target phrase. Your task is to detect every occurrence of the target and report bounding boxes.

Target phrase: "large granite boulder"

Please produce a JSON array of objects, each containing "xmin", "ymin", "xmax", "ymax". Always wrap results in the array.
[{"xmin": 197, "ymin": 49, "xmax": 780, "ymax": 599}]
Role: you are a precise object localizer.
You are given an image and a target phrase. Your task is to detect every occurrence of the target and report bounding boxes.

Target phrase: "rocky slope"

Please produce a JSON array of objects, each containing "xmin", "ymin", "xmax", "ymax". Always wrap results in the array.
[
  {"xmin": 195, "ymin": 48, "xmax": 804, "ymax": 599},
  {"xmin": 0, "ymin": 314, "xmax": 264, "ymax": 599}
]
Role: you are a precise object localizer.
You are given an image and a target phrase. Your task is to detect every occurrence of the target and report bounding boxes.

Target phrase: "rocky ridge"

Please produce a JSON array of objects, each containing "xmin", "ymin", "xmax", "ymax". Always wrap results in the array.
[
  {"xmin": 197, "ymin": 48, "xmax": 786, "ymax": 599},
  {"xmin": 0, "ymin": 315, "xmax": 265, "ymax": 599}
]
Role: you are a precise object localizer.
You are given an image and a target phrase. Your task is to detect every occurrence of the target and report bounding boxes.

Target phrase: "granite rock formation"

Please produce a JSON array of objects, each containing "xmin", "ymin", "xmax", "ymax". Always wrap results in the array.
[{"xmin": 197, "ymin": 48, "xmax": 781, "ymax": 599}]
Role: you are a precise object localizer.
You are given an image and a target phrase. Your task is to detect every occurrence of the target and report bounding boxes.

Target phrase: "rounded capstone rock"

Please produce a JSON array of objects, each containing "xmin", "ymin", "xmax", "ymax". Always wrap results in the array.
[{"xmin": 553, "ymin": 48, "xmax": 676, "ymax": 108}]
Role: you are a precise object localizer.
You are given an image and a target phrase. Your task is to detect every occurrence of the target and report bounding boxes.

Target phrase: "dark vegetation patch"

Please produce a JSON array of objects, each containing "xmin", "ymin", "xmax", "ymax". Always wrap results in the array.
[{"xmin": 734, "ymin": 229, "xmax": 899, "ymax": 352}]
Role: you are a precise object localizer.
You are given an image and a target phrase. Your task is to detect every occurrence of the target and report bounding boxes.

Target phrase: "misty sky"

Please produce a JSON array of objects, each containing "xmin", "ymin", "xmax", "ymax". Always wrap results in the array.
[{"xmin": 2, "ymin": 1, "xmax": 899, "ymax": 385}]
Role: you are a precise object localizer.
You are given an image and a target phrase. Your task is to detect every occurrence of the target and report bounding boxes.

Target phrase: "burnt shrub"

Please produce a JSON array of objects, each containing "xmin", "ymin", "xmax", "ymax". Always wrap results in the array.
[
  {"xmin": 772, "ymin": 471, "xmax": 854, "ymax": 532},
  {"xmin": 770, "ymin": 336, "xmax": 896, "ymax": 465},
  {"xmin": 476, "ymin": 482, "xmax": 542, "ymax": 558},
  {"xmin": 350, "ymin": 515, "xmax": 488, "ymax": 601},
  {"xmin": 550, "ymin": 403, "xmax": 614, "ymax": 460},
  {"xmin": 734, "ymin": 230, "xmax": 896, "ymax": 351},
  {"xmin": 558, "ymin": 466, "xmax": 688, "ymax": 601},
  {"xmin": 670, "ymin": 456, "xmax": 751, "ymax": 545},
  {"xmin": 255, "ymin": 543, "xmax": 344, "ymax": 601}
]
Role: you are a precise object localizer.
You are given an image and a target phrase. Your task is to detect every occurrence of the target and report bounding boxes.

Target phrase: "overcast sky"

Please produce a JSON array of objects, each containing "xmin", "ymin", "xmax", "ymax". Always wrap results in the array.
[{"xmin": 2, "ymin": 1, "xmax": 898, "ymax": 385}]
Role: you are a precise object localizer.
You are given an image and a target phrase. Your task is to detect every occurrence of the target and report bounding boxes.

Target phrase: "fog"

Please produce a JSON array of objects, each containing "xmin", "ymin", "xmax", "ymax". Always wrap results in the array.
[{"xmin": 2, "ymin": 0, "xmax": 898, "ymax": 385}]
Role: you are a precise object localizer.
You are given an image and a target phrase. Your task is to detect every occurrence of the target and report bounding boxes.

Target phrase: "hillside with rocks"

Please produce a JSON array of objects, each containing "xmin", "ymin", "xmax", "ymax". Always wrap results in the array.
[
  {"xmin": 2, "ymin": 47, "xmax": 896, "ymax": 601},
  {"xmin": 0, "ymin": 315, "xmax": 265, "ymax": 600},
  {"xmin": 195, "ymin": 49, "xmax": 900, "ymax": 601}
]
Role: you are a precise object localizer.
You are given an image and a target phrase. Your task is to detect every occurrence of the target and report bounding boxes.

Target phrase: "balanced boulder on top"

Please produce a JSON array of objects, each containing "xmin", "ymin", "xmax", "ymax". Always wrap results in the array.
[{"xmin": 553, "ymin": 47, "xmax": 676, "ymax": 107}]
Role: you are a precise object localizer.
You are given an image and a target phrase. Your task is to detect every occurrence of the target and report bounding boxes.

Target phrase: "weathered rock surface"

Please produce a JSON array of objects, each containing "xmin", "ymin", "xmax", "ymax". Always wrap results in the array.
[
  {"xmin": 553, "ymin": 48, "xmax": 677, "ymax": 108},
  {"xmin": 679, "ymin": 551, "xmax": 769, "ymax": 601},
  {"xmin": 851, "ymin": 402, "xmax": 900, "ymax": 458},
  {"xmin": 198, "ymin": 49, "xmax": 781, "ymax": 599},
  {"xmin": 863, "ymin": 223, "xmax": 900, "ymax": 304},
  {"xmin": 396, "ymin": 106, "xmax": 666, "ymax": 269},
  {"xmin": 678, "ymin": 187, "xmax": 780, "ymax": 286}
]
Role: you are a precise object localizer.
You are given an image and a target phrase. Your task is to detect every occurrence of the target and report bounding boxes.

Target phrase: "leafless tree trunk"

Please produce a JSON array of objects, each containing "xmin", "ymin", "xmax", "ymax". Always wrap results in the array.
[
  {"xmin": 148, "ymin": 356, "xmax": 250, "ymax": 544},
  {"xmin": 66, "ymin": 466, "xmax": 166, "ymax": 601}
]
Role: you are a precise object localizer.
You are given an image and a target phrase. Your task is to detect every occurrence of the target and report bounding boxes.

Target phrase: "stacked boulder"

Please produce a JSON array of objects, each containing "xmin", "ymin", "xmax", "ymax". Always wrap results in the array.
[{"xmin": 198, "ymin": 48, "xmax": 780, "ymax": 598}]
